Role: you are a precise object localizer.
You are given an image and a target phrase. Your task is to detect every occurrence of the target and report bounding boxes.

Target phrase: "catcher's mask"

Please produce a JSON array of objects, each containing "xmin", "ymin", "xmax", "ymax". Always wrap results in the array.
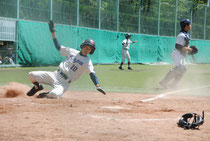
[
  {"xmin": 180, "ymin": 19, "xmax": 191, "ymax": 30},
  {"xmin": 177, "ymin": 111, "xmax": 204, "ymax": 130},
  {"xmin": 125, "ymin": 33, "xmax": 131, "ymax": 39},
  {"xmin": 80, "ymin": 39, "xmax": 95, "ymax": 55}
]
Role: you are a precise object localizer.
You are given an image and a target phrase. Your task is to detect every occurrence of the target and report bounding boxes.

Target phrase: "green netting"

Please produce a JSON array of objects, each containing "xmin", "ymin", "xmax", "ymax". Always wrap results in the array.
[
  {"xmin": 140, "ymin": 1, "xmax": 159, "ymax": 35},
  {"xmin": 18, "ymin": 20, "xmax": 210, "ymax": 66},
  {"xmin": 159, "ymin": 0, "xmax": 176, "ymax": 36},
  {"xmin": 53, "ymin": 0, "xmax": 76, "ymax": 25},
  {"xmin": 19, "ymin": 0, "xmax": 50, "ymax": 22},
  {"xmin": 0, "ymin": 0, "xmax": 17, "ymax": 18},
  {"xmin": 191, "ymin": 5, "xmax": 205, "ymax": 39},
  {"xmin": 1, "ymin": 0, "xmax": 210, "ymax": 40},
  {"xmin": 101, "ymin": 0, "xmax": 116, "ymax": 31},
  {"xmin": 18, "ymin": 20, "xmax": 63, "ymax": 66},
  {"xmin": 119, "ymin": 1, "xmax": 138, "ymax": 33},
  {"xmin": 205, "ymin": 6, "xmax": 210, "ymax": 40}
]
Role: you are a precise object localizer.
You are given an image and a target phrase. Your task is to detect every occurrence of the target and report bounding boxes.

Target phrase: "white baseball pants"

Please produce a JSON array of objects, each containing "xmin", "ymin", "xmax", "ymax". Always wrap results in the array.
[{"xmin": 29, "ymin": 71, "xmax": 70, "ymax": 98}]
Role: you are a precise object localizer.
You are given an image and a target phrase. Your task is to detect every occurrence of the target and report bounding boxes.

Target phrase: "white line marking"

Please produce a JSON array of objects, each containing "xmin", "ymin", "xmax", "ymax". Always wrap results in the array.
[
  {"xmin": 140, "ymin": 84, "xmax": 210, "ymax": 102},
  {"xmin": 101, "ymin": 106, "xmax": 129, "ymax": 110},
  {"xmin": 90, "ymin": 115, "xmax": 179, "ymax": 122}
]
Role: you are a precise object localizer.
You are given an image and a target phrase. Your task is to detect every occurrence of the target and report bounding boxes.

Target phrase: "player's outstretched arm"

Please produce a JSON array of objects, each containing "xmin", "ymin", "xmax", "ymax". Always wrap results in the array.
[
  {"xmin": 132, "ymin": 41, "xmax": 138, "ymax": 43},
  {"xmin": 89, "ymin": 72, "xmax": 106, "ymax": 95},
  {"xmin": 48, "ymin": 20, "xmax": 61, "ymax": 50}
]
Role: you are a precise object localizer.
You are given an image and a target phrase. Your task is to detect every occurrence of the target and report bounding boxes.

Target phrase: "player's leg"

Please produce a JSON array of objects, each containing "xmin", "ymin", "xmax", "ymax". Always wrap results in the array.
[
  {"xmin": 27, "ymin": 71, "xmax": 55, "ymax": 96},
  {"xmin": 127, "ymin": 51, "xmax": 132, "ymax": 70},
  {"xmin": 119, "ymin": 50, "xmax": 126, "ymax": 70},
  {"xmin": 38, "ymin": 83, "xmax": 69, "ymax": 99},
  {"xmin": 159, "ymin": 50, "xmax": 184, "ymax": 88},
  {"xmin": 169, "ymin": 65, "xmax": 186, "ymax": 88}
]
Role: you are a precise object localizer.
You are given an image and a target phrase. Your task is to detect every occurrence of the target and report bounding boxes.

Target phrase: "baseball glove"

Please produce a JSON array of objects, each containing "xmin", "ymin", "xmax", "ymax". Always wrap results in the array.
[
  {"xmin": 189, "ymin": 46, "xmax": 198, "ymax": 55},
  {"xmin": 48, "ymin": 20, "xmax": 55, "ymax": 33}
]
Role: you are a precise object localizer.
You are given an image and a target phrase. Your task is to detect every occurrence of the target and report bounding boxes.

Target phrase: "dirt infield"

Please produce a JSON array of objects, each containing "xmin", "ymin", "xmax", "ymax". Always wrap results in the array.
[{"xmin": 0, "ymin": 82, "xmax": 210, "ymax": 141}]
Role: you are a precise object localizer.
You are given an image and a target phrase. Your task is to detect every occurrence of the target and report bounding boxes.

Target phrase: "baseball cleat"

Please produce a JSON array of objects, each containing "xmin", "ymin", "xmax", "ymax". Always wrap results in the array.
[
  {"xmin": 27, "ymin": 84, "xmax": 44, "ymax": 96},
  {"xmin": 119, "ymin": 66, "xmax": 124, "ymax": 70},
  {"xmin": 128, "ymin": 67, "xmax": 132, "ymax": 70},
  {"xmin": 37, "ymin": 92, "xmax": 49, "ymax": 98}
]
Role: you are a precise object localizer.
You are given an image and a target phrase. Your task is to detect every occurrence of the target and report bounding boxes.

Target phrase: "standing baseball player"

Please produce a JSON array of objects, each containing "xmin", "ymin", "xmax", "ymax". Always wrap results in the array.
[
  {"xmin": 159, "ymin": 19, "xmax": 197, "ymax": 89},
  {"xmin": 26, "ymin": 20, "xmax": 106, "ymax": 98},
  {"xmin": 119, "ymin": 33, "xmax": 138, "ymax": 70}
]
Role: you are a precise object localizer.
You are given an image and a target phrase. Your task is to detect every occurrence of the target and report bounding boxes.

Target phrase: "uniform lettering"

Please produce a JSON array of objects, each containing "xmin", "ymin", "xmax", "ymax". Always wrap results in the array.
[{"xmin": 73, "ymin": 58, "xmax": 84, "ymax": 65}]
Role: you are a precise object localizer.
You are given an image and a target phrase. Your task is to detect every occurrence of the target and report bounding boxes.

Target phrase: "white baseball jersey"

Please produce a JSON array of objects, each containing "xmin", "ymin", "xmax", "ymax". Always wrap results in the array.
[
  {"xmin": 172, "ymin": 32, "xmax": 190, "ymax": 67},
  {"xmin": 121, "ymin": 39, "xmax": 134, "ymax": 62},
  {"xmin": 29, "ymin": 46, "xmax": 95, "ymax": 98},
  {"xmin": 59, "ymin": 46, "xmax": 95, "ymax": 82},
  {"xmin": 122, "ymin": 39, "xmax": 133, "ymax": 50}
]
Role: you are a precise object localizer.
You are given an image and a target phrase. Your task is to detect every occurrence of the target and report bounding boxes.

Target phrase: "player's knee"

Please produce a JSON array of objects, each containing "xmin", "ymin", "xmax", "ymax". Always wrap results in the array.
[
  {"xmin": 28, "ymin": 71, "xmax": 37, "ymax": 82},
  {"xmin": 172, "ymin": 65, "xmax": 187, "ymax": 75}
]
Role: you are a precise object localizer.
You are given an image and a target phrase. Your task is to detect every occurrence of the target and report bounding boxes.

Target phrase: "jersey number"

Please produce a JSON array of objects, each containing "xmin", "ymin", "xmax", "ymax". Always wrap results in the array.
[{"xmin": 70, "ymin": 64, "xmax": 78, "ymax": 72}]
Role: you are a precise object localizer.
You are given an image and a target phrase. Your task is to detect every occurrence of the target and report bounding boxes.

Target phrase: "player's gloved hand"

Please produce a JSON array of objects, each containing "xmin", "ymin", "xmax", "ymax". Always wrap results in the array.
[
  {"xmin": 48, "ymin": 20, "xmax": 55, "ymax": 33},
  {"xmin": 96, "ymin": 86, "xmax": 106, "ymax": 95}
]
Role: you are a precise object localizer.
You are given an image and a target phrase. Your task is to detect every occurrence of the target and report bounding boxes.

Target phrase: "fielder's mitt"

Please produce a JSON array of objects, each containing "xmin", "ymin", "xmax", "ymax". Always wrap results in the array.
[
  {"xmin": 189, "ymin": 46, "xmax": 198, "ymax": 55},
  {"xmin": 177, "ymin": 111, "xmax": 204, "ymax": 130}
]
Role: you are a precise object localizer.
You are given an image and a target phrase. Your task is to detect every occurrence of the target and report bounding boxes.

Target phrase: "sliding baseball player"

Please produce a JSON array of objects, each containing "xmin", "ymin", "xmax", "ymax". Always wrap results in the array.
[{"xmin": 26, "ymin": 20, "xmax": 106, "ymax": 98}]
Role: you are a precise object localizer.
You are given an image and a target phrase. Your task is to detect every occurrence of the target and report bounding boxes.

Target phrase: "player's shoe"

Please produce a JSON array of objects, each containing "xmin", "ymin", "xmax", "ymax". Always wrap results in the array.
[
  {"xmin": 128, "ymin": 67, "xmax": 132, "ymax": 70},
  {"xmin": 27, "ymin": 84, "xmax": 44, "ymax": 96},
  {"xmin": 119, "ymin": 66, "xmax": 124, "ymax": 70},
  {"xmin": 37, "ymin": 92, "xmax": 49, "ymax": 98},
  {"xmin": 159, "ymin": 81, "xmax": 168, "ymax": 89}
]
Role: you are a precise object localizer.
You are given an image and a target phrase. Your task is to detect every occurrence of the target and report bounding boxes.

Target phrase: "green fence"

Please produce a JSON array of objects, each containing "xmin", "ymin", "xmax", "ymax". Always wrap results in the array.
[
  {"xmin": 1, "ymin": 0, "xmax": 210, "ymax": 39},
  {"xmin": 1, "ymin": 0, "xmax": 210, "ymax": 67},
  {"xmin": 18, "ymin": 20, "xmax": 210, "ymax": 66}
]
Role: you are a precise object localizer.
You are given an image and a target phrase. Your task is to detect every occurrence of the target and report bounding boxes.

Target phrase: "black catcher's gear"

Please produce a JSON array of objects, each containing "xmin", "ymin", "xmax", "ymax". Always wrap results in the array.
[
  {"xmin": 80, "ymin": 39, "xmax": 96, "ymax": 55},
  {"xmin": 177, "ymin": 111, "xmax": 204, "ymax": 130}
]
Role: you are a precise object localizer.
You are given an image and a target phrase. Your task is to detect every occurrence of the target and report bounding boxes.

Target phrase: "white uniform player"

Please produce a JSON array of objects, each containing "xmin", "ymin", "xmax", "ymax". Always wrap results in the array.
[
  {"xmin": 119, "ymin": 33, "xmax": 138, "ymax": 70},
  {"xmin": 26, "ymin": 20, "xmax": 106, "ymax": 98},
  {"xmin": 159, "ymin": 19, "xmax": 193, "ymax": 89}
]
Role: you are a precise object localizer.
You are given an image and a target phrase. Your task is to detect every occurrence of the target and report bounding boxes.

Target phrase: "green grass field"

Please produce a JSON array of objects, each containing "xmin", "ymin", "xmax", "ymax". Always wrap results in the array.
[{"xmin": 1, "ymin": 64, "xmax": 210, "ymax": 96}]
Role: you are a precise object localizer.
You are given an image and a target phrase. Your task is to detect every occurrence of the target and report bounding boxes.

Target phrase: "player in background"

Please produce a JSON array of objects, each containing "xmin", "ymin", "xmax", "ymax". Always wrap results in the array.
[
  {"xmin": 26, "ymin": 20, "xmax": 106, "ymax": 98},
  {"xmin": 119, "ymin": 33, "xmax": 138, "ymax": 70},
  {"xmin": 159, "ymin": 19, "xmax": 193, "ymax": 89}
]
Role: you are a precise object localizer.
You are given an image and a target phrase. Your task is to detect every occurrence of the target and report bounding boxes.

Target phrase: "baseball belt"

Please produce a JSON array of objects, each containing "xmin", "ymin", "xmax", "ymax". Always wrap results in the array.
[{"xmin": 57, "ymin": 69, "xmax": 71, "ymax": 83}]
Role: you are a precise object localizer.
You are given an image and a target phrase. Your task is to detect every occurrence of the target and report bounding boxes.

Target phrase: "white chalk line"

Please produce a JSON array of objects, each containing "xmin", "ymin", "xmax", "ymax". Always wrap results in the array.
[
  {"xmin": 90, "ymin": 115, "xmax": 179, "ymax": 122},
  {"xmin": 101, "ymin": 106, "xmax": 129, "ymax": 110},
  {"xmin": 140, "ymin": 84, "xmax": 210, "ymax": 102}
]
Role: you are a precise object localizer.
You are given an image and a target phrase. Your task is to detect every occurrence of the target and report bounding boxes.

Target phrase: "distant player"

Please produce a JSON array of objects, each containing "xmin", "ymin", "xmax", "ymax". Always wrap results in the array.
[
  {"xmin": 26, "ymin": 20, "xmax": 106, "ymax": 98},
  {"xmin": 159, "ymin": 19, "xmax": 193, "ymax": 89},
  {"xmin": 119, "ymin": 33, "xmax": 138, "ymax": 70}
]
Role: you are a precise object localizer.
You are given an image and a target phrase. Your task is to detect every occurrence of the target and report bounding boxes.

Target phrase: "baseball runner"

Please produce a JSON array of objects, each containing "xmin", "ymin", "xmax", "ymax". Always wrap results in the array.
[
  {"xmin": 26, "ymin": 20, "xmax": 106, "ymax": 98},
  {"xmin": 159, "ymin": 19, "xmax": 198, "ymax": 89},
  {"xmin": 119, "ymin": 33, "xmax": 138, "ymax": 70}
]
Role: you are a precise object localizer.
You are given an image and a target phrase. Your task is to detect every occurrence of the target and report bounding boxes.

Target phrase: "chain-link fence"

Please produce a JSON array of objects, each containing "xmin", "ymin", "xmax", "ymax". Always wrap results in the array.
[
  {"xmin": 0, "ymin": 0, "xmax": 210, "ymax": 39},
  {"xmin": 0, "ymin": 0, "xmax": 210, "ymax": 66}
]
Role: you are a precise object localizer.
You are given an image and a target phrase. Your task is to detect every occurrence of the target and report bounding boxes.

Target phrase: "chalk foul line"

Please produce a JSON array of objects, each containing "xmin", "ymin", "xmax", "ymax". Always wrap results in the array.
[
  {"xmin": 90, "ymin": 115, "xmax": 179, "ymax": 122},
  {"xmin": 140, "ymin": 84, "xmax": 210, "ymax": 102}
]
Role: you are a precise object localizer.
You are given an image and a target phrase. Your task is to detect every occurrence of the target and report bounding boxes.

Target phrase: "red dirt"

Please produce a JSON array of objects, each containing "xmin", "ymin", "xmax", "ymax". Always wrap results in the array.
[{"xmin": 0, "ymin": 82, "xmax": 210, "ymax": 141}]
